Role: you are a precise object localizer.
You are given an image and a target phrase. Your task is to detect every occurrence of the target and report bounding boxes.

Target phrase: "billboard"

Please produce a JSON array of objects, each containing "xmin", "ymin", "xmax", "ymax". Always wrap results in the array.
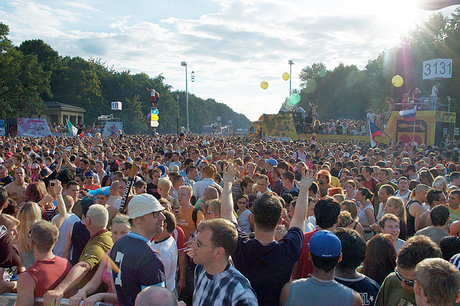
[{"xmin": 423, "ymin": 58, "xmax": 452, "ymax": 79}]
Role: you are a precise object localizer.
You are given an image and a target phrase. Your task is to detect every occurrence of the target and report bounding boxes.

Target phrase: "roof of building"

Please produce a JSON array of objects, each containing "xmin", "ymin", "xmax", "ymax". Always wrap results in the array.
[{"xmin": 44, "ymin": 101, "xmax": 86, "ymax": 113}]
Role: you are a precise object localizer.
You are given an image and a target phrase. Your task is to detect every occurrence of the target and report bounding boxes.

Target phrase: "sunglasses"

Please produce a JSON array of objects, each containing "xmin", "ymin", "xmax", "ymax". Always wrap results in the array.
[
  {"xmin": 152, "ymin": 211, "xmax": 162, "ymax": 218},
  {"xmin": 196, "ymin": 239, "xmax": 215, "ymax": 248},
  {"xmin": 394, "ymin": 269, "xmax": 414, "ymax": 287}
]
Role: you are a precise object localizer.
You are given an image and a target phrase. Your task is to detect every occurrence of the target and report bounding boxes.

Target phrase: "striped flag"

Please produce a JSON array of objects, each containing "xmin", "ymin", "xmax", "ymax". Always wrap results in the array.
[
  {"xmin": 66, "ymin": 119, "xmax": 78, "ymax": 136},
  {"xmin": 399, "ymin": 106, "xmax": 417, "ymax": 121},
  {"xmin": 369, "ymin": 121, "xmax": 383, "ymax": 148}
]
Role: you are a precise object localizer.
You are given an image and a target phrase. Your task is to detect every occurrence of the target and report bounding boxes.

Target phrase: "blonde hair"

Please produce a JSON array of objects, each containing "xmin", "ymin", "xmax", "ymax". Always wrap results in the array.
[
  {"xmin": 17, "ymin": 202, "xmax": 42, "ymax": 253},
  {"xmin": 386, "ymin": 196, "xmax": 406, "ymax": 222},
  {"xmin": 158, "ymin": 178, "xmax": 172, "ymax": 193},
  {"xmin": 0, "ymin": 214, "xmax": 19, "ymax": 229}
]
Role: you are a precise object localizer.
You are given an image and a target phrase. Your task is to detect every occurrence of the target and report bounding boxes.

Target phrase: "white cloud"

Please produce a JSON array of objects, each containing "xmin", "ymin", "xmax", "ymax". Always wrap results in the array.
[{"xmin": 63, "ymin": 2, "xmax": 99, "ymax": 12}]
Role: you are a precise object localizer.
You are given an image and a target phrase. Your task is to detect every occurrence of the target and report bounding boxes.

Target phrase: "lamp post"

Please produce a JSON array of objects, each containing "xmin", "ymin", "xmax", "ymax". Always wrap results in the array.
[
  {"xmin": 181, "ymin": 61, "xmax": 189, "ymax": 133},
  {"xmin": 288, "ymin": 60, "xmax": 294, "ymax": 97},
  {"xmin": 176, "ymin": 94, "xmax": 180, "ymax": 135}
]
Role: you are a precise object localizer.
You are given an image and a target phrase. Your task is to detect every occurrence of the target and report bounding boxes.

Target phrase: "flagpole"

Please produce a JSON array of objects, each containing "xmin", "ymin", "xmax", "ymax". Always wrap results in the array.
[{"xmin": 411, "ymin": 106, "xmax": 416, "ymax": 144}]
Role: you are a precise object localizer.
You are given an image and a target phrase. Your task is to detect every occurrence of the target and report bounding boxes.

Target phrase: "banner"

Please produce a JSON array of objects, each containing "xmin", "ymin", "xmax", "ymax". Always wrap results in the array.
[
  {"xmin": 0, "ymin": 120, "xmax": 5, "ymax": 136},
  {"xmin": 103, "ymin": 121, "xmax": 123, "ymax": 136},
  {"xmin": 17, "ymin": 118, "xmax": 52, "ymax": 137}
]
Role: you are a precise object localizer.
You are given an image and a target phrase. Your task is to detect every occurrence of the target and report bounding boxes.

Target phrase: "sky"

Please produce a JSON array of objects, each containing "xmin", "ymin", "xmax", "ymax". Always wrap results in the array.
[{"xmin": 0, "ymin": 0, "xmax": 458, "ymax": 122}]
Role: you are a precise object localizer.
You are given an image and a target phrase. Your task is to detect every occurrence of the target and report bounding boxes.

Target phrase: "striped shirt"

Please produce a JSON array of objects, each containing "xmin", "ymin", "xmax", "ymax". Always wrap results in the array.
[{"xmin": 193, "ymin": 263, "xmax": 258, "ymax": 306}]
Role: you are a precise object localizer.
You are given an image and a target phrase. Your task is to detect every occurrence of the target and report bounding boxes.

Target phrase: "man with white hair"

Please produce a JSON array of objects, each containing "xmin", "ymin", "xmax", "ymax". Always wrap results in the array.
[
  {"xmin": 111, "ymin": 193, "xmax": 166, "ymax": 306},
  {"xmin": 44, "ymin": 204, "xmax": 113, "ymax": 306}
]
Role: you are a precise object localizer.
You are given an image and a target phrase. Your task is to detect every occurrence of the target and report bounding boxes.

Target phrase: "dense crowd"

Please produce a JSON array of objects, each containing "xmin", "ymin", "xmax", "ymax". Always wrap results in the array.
[{"xmin": 1, "ymin": 133, "xmax": 460, "ymax": 306}]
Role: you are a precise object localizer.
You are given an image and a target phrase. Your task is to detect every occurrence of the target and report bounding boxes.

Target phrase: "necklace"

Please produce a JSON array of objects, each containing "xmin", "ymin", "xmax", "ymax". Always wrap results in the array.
[{"xmin": 310, "ymin": 275, "xmax": 334, "ymax": 283}]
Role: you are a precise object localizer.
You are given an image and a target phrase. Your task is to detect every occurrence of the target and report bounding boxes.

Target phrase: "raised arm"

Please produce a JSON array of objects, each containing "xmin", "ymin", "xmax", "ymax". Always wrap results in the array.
[
  {"xmin": 51, "ymin": 180, "xmax": 67, "ymax": 229},
  {"xmin": 221, "ymin": 163, "xmax": 238, "ymax": 223},
  {"xmin": 289, "ymin": 169, "xmax": 314, "ymax": 231}
]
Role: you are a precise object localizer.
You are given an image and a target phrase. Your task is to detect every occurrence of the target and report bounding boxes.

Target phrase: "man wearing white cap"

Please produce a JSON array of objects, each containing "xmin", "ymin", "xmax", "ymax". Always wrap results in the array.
[{"xmin": 110, "ymin": 193, "xmax": 166, "ymax": 306}]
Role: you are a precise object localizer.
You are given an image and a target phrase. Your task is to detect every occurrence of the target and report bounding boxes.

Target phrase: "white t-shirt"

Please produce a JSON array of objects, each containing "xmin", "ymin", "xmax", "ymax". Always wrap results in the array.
[{"xmin": 149, "ymin": 236, "xmax": 178, "ymax": 291}]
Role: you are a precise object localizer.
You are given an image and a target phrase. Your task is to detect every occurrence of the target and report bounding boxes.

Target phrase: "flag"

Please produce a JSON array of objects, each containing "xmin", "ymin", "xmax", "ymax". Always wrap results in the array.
[
  {"xmin": 399, "ymin": 106, "xmax": 417, "ymax": 121},
  {"xmin": 369, "ymin": 121, "xmax": 383, "ymax": 148},
  {"xmin": 66, "ymin": 119, "xmax": 78, "ymax": 136}
]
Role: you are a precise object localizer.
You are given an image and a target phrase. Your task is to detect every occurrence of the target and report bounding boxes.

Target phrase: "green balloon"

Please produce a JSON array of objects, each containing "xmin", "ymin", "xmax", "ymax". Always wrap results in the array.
[{"xmin": 291, "ymin": 93, "xmax": 301, "ymax": 104}]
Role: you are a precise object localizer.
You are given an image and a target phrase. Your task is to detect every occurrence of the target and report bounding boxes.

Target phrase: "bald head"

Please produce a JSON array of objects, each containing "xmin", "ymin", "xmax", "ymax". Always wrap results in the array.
[{"xmin": 135, "ymin": 286, "xmax": 178, "ymax": 306}]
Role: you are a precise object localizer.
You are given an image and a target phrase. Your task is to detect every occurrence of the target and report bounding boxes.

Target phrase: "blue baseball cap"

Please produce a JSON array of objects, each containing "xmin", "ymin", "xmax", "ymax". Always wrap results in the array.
[
  {"xmin": 309, "ymin": 230, "xmax": 341, "ymax": 258},
  {"xmin": 266, "ymin": 158, "xmax": 277, "ymax": 166}
]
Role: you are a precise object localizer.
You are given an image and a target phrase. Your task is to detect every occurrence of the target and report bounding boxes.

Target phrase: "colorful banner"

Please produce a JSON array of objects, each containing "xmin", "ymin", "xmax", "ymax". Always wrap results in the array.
[
  {"xmin": 103, "ymin": 121, "xmax": 123, "ymax": 136},
  {"xmin": 17, "ymin": 118, "xmax": 52, "ymax": 137},
  {"xmin": 151, "ymin": 108, "xmax": 159, "ymax": 128}
]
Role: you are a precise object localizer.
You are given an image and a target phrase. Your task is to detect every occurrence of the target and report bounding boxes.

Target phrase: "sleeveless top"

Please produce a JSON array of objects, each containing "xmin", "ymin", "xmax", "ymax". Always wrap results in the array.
[
  {"xmin": 286, "ymin": 278, "xmax": 354, "ymax": 306},
  {"xmin": 26, "ymin": 256, "xmax": 72, "ymax": 297},
  {"xmin": 70, "ymin": 221, "xmax": 90, "ymax": 266},
  {"xmin": 405, "ymin": 199, "xmax": 419, "ymax": 238}
]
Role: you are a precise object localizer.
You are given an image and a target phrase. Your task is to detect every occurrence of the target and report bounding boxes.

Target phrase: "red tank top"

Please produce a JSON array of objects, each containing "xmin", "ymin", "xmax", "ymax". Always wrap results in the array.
[{"xmin": 26, "ymin": 256, "xmax": 72, "ymax": 297}]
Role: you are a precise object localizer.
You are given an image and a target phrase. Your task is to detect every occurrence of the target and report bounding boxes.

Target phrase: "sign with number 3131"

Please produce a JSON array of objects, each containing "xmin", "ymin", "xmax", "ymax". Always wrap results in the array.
[{"xmin": 423, "ymin": 58, "xmax": 452, "ymax": 79}]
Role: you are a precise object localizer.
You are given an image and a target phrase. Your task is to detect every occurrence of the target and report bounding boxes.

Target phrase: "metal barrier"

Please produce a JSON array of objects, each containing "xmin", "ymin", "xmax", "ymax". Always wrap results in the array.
[{"xmin": 0, "ymin": 293, "xmax": 113, "ymax": 306}]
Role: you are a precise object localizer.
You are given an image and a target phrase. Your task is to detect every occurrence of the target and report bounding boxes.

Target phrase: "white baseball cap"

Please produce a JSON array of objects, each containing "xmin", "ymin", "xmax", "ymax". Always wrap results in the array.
[{"xmin": 128, "ymin": 193, "xmax": 164, "ymax": 219}]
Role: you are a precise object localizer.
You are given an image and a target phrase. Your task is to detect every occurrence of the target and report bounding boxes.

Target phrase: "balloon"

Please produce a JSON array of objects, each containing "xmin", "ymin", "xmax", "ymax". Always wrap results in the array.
[
  {"xmin": 261, "ymin": 81, "xmax": 269, "ymax": 90},
  {"xmin": 290, "ymin": 93, "xmax": 301, "ymax": 104},
  {"xmin": 392, "ymin": 75, "xmax": 403, "ymax": 87},
  {"xmin": 282, "ymin": 72, "xmax": 290, "ymax": 81}
]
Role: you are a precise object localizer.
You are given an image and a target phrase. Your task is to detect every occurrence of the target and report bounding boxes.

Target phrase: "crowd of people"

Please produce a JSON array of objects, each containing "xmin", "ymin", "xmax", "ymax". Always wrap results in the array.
[{"xmin": 1, "ymin": 132, "xmax": 460, "ymax": 306}]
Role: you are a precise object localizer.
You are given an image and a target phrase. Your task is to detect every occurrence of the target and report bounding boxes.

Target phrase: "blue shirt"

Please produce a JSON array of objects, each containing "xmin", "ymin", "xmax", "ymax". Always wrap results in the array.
[{"xmin": 111, "ymin": 232, "xmax": 165, "ymax": 306}]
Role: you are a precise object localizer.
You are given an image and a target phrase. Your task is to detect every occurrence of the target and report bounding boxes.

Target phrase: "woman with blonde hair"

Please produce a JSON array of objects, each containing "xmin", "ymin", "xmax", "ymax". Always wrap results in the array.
[
  {"xmin": 384, "ymin": 196, "xmax": 407, "ymax": 239},
  {"xmin": 406, "ymin": 184, "xmax": 429, "ymax": 237},
  {"xmin": 341, "ymin": 200, "xmax": 365, "ymax": 237},
  {"xmin": 16, "ymin": 202, "xmax": 42, "ymax": 269}
]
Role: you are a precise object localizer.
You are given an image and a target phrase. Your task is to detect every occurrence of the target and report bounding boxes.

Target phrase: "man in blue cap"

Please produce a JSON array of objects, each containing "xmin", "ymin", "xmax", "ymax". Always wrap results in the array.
[{"xmin": 280, "ymin": 230, "xmax": 363, "ymax": 306}]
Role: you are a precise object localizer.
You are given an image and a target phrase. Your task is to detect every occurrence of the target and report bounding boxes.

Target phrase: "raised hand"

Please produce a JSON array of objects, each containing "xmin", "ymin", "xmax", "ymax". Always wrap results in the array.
[
  {"xmin": 222, "ymin": 163, "xmax": 239, "ymax": 185},
  {"xmin": 297, "ymin": 169, "xmax": 315, "ymax": 190}
]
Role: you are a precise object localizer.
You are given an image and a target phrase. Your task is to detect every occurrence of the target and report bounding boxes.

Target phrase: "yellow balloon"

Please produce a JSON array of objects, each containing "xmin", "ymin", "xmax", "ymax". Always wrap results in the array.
[
  {"xmin": 282, "ymin": 72, "xmax": 290, "ymax": 81},
  {"xmin": 261, "ymin": 81, "xmax": 269, "ymax": 90},
  {"xmin": 392, "ymin": 75, "xmax": 403, "ymax": 87}
]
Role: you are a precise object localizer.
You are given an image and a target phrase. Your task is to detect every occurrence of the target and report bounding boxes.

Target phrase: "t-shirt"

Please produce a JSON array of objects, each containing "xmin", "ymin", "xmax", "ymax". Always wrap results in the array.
[
  {"xmin": 0, "ymin": 225, "xmax": 22, "ymax": 269},
  {"xmin": 193, "ymin": 263, "xmax": 258, "ymax": 306},
  {"xmin": 111, "ymin": 232, "xmax": 165, "ymax": 306},
  {"xmin": 238, "ymin": 209, "xmax": 253, "ymax": 234},
  {"xmin": 414, "ymin": 227, "xmax": 449, "ymax": 245},
  {"xmin": 177, "ymin": 205, "xmax": 204, "ymax": 239},
  {"xmin": 52, "ymin": 213, "xmax": 80, "ymax": 257},
  {"xmin": 449, "ymin": 206, "xmax": 460, "ymax": 225},
  {"xmin": 286, "ymin": 278, "xmax": 355, "ymax": 306},
  {"xmin": 78, "ymin": 230, "xmax": 113, "ymax": 291},
  {"xmin": 26, "ymin": 256, "xmax": 72, "ymax": 297},
  {"xmin": 232, "ymin": 223, "xmax": 304, "ymax": 306},
  {"xmin": 295, "ymin": 229, "xmax": 319, "ymax": 279},
  {"xmin": 149, "ymin": 236, "xmax": 177, "ymax": 292},
  {"xmin": 335, "ymin": 274, "xmax": 380, "ymax": 306},
  {"xmin": 83, "ymin": 183, "xmax": 101, "ymax": 190},
  {"xmin": 375, "ymin": 273, "xmax": 415, "ymax": 306},
  {"xmin": 0, "ymin": 175, "xmax": 13, "ymax": 186}
]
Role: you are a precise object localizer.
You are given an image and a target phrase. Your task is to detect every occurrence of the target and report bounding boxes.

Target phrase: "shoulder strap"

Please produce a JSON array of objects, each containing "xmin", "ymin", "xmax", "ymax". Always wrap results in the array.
[{"xmin": 192, "ymin": 207, "xmax": 199, "ymax": 229}]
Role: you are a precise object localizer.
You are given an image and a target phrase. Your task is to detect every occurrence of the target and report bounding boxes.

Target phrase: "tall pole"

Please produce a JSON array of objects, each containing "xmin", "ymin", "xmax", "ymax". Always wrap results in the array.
[
  {"xmin": 185, "ymin": 65, "xmax": 189, "ymax": 133},
  {"xmin": 288, "ymin": 60, "xmax": 294, "ymax": 97},
  {"xmin": 176, "ymin": 94, "xmax": 180, "ymax": 135},
  {"xmin": 181, "ymin": 61, "xmax": 189, "ymax": 133}
]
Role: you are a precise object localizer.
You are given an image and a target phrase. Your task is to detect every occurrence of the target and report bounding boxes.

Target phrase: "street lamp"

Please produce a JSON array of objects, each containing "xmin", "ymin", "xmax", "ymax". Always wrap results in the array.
[
  {"xmin": 176, "ymin": 94, "xmax": 180, "ymax": 135},
  {"xmin": 288, "ymin": 60, "xmax": 294, "ymax": 97},
  {"xmin": 191, "ymin": 71, "xmax": 195, "ymax": 82},
  {"xmin": 181, "ymin": 61, "xmax": 189, "ymax": 133}
]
